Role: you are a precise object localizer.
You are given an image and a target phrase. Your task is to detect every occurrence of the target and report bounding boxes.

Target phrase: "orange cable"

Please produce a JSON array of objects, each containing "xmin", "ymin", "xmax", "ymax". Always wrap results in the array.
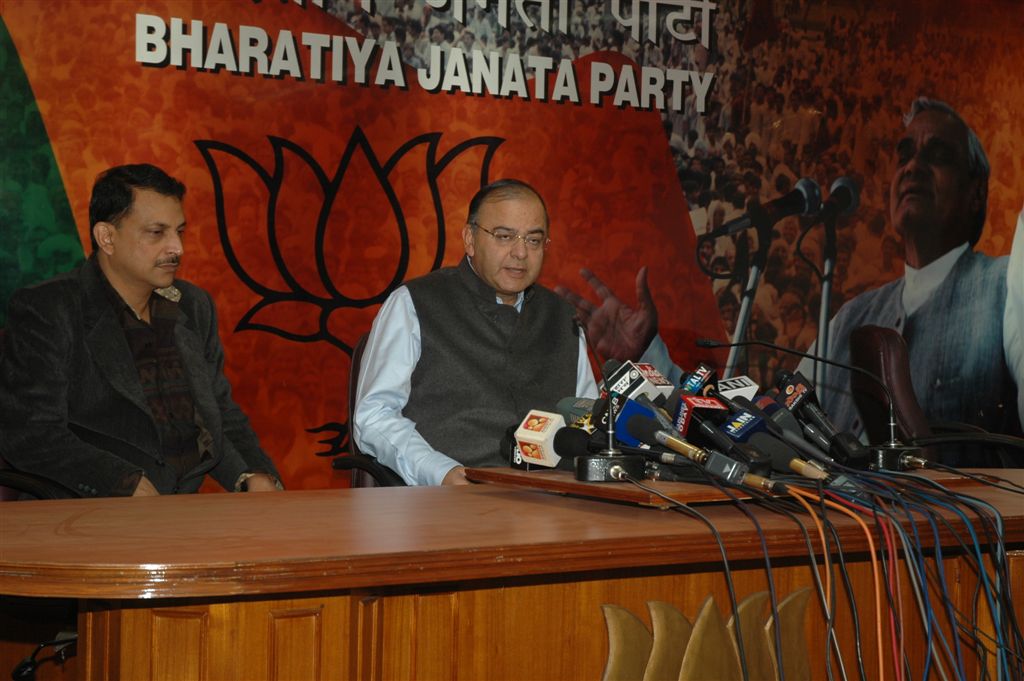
[
  {"xmin": 788, "ymin": 488, "xmax": 832, "ymax": 608},
  {"xmin": 791, "ymin": 486, "xmax": 886, "ymax": 681}
]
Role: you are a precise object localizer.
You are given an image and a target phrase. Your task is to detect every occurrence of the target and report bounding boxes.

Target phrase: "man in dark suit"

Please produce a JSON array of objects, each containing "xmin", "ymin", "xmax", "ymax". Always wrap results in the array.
[{"xmin": 0, "ymin": 164, "xmax": 281, "ymax": 497}]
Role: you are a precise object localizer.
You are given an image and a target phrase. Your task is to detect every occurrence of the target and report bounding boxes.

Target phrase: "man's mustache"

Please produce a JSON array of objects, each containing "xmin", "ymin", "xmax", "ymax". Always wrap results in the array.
[{"xmin": 156, "ymin": 256, "xmax": 181, "ymax": 266}]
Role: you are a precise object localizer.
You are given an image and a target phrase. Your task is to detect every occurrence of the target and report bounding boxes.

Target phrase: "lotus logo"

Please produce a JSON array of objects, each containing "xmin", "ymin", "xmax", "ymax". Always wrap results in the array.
[{"xmin": 195, "ymin": 127, "xmax": 504, "ymax": 455}]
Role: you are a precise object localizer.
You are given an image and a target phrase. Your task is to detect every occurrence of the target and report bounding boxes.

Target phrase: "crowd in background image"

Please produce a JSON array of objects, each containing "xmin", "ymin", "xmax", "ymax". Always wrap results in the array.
[{"xmin": 326, "ymin": 0, "xmax": 1023, "ymax": 387}]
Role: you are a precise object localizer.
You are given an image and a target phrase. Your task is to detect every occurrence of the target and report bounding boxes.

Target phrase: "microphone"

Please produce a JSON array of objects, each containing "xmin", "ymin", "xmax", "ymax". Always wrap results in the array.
[
  {"xmin": 602, "ymin": 360, "xmax": 676, "ymax": 403},
  {"xmin": 816, "ymin": 177, "xmax": 859, "ymax": 225},
  {"xmin": 626, "ymin": 415, "xmax": 782, "ymax": 493},
  {"xmin": 737, "ymin": 395, "xmax": 830, "ymax": 459},
  {"xmin": 706, "ymin": 178, "xmax": 822, "ymax": 238},
  {"xmin": 555, "ymin": 396, "xmax": 598, "ymax": 430},
  {"xmin": 774, "ymin": 370, "xmax": 871, "ymax": 468},
  {"xmin": 512, "ymin": 410, "xmax": 567, "ymax": 468},
  {"xmin": 755, "ymin": 394, "xmax": 834, "ymax": 458},
  {"xmin": 720, "ymin": 405, "xmax": 828, "ymax": 480},
  {"xmin": 716, "ymin": 375, "xmax": 760, "ymax": 402},
  {"xmin": 701, "ymin": 384, "xmax": 828, "ymax": 480},
  {"xmin": 593, "ymin": 394, "xmax": 661, "ymax": 447},
  {"xmin": 681, "ymin": 362, "xmax": 718, "ymax": 396},
  {"xmin": 695, "ymin": 337, "xmax": 926, "ymax": 470}
]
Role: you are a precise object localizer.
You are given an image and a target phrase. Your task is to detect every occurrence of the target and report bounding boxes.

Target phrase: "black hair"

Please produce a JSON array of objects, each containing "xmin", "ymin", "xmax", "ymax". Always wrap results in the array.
[{"xmin": 466, "ymin": 178, "xmax": 548, "ymax": 230}]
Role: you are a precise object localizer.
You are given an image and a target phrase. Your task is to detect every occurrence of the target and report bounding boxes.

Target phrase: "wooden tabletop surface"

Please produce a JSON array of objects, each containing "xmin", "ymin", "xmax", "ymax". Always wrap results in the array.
[{"xmin": 1, "ymin": 470, "xmax": 1021, "ymax": 600}]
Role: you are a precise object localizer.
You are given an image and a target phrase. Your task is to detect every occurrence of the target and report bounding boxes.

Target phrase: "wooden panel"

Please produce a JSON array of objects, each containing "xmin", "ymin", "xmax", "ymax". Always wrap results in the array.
[
  {"xmin": 151, "ymin": 610, "xmax": 208, "ymax": 681},
  {"xmin": 79, "ymin": 602, "xmax": 119, "ymax": 681},
  {"xmin": 81, "ymin": 594, "xmax": 352, "ymax": 681},
  {"xmin": 353, "ymin": 597, "xmax": 385, "ymax": 681},
  {"xmin": 268, "ymin": 606, "xmax": 322, "ymax": 681},
  {"xmin": 351, "ymin": 548, "xmax": 1016, "ymax": 681}
]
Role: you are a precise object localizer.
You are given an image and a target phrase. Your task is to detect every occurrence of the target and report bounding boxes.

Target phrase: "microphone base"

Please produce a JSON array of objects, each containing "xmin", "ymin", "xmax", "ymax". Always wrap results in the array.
[
  {"xmin": 870, "ymin": 444, "xmax": 926, "ymax": 471},
  {"xmin": 575, "ymin": 455, "xmax": 647, "ymax": 482}
]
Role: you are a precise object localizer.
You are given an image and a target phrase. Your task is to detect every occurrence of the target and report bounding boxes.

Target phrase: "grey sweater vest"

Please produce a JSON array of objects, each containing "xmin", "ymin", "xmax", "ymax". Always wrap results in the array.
[{"xmin": 403, "ymin": 257, "xmax": 581, "ymax": 469}]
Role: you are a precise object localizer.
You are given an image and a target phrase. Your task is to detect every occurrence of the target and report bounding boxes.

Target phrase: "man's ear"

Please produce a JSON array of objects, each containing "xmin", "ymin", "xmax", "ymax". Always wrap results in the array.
[
  {"xmin": 93, "ymin": 222, "xmax": 116, "ymax": 255},
  {"xmin": 462, "ymin": 223, "xmax": 475, "ymax": 257}
]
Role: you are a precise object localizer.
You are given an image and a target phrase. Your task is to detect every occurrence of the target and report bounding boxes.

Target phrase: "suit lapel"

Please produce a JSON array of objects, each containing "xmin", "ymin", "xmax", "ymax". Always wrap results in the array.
[
  {"xmin": 80, "ymin": 262, "xmax": 154, "ymax": 419},
  {"xmin": 174, "ymin": 311, "xmax": 217, "ymax": 422}
]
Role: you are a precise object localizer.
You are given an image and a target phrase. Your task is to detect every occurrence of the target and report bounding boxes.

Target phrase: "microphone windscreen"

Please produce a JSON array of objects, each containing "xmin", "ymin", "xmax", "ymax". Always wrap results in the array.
[
  {"xmin": 553, "ymin": 427, "xmax": 592, "ymax": 459},
  {"xmin": 625, "ymin": 414, "xmax": 661, "ymax": 446},
  {"xmin": 749, "ymin": 432, "xmax": 798, "ymax": 474}
]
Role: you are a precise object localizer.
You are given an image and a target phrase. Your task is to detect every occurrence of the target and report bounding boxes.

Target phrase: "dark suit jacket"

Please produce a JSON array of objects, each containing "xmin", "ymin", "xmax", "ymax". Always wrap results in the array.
[{"xmin": 0, "ymin": 258, "xmax": 278, "ymax": 497}]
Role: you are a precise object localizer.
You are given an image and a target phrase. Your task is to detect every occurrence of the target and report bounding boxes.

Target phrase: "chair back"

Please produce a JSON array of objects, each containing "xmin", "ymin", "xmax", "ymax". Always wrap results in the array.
[
  {"xmin": 334, "ymin": 332, "xmax": 407, "ymax": 487},
  {"xmin": 849, "ymin": 325, "xmax": 933, "ymax": 444}
]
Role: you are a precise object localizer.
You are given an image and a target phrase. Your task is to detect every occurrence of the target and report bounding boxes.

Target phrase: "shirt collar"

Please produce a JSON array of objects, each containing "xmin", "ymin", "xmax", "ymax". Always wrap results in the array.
[{"xmin": 902, "ymin": 242, "xmax": 968, "ymax": 315}]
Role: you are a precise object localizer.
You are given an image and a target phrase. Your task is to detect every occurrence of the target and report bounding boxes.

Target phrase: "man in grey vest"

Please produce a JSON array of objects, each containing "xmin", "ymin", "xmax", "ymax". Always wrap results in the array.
[
  {"xmin": 353, "ymin": 179, "xmax": 599, "ymax": 485},
  {"xmin": 795, "ymin": 98, "xmax": 1023, "ymax": 453}
]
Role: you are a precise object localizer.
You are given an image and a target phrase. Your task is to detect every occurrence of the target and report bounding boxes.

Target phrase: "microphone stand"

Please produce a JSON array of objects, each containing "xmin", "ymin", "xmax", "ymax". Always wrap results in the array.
[
  {"xmin": 699, "ymin": 338, "xmax": 927, "ymax": 470},
  {"xmin": 814, "ymin": 212, "xmax": 838, "ymax": 388},
  {"xmin": 725, "ymin": 203, "xmax": 772, "ymax": 380}
]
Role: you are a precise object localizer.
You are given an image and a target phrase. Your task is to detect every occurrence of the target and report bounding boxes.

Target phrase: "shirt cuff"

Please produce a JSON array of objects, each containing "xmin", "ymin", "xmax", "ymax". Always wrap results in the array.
[{"xmin": 233, "ymin": 471, "xmax": 284, "ymax": 492}]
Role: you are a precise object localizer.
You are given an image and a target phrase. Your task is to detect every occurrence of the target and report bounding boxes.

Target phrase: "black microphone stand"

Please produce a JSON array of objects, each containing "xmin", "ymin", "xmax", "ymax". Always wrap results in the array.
[{"xmin": 725, "ymin": 203, "xmax": 772, "ymax": 379}]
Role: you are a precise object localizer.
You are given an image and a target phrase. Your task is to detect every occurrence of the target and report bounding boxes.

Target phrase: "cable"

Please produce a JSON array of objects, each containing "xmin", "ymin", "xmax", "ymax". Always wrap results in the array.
[
  {"xmin": 704, "ymin": 476, "xmax": 787, "ymax": 681},
  {"xmin": 622, "ymin": 474, "xmax": 751, "ymax": 681},
  {"xmin": 746, "ymin": 483, "xmax": 851, "ymax": 681},
  {"xmin": 790, "ymin": 486, "xmax": 887, "ymax": 681},
  {"xmin": 922, "ymin": 463, "xmax": 1024, "ymax": 496}
]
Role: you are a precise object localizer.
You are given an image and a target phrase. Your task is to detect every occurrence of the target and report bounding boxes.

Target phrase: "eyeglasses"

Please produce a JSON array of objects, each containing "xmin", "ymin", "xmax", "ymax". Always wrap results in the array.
[{"xmin": 473, "ymin": 224, "xmax": 550, "ymax": 250}]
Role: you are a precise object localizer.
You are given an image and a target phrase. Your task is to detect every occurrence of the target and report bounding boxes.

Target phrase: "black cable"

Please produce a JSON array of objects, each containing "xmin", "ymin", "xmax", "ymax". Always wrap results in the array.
[
  {"xmin": 704, "ymin": 476, "xmax": 787, "ymax": 681},
  {"xmin": 11, "ymin": 634, "xmax": 77, "ymax": 681},
  {"xmin": 623, "ymin": 474, "xmax": 751, "ymax": 681},
  {"xmin": 757, "ymin": 484, "xmax": 850, "ymax": 681},
  {"xmin": 912, "ymin": 432, "xmax": 1024, "ymax": 451},
  {"xmin": 881, "ymin": 486, "xmax": 955, "ymax": 679},
  {"xmin": 922, "ymin": 463, "xmax": 1024, "ymax": 495},
  {"xmin": 859, "ymin": 472, "xmax": 958, "ymax": 676},
  {"xmin": 824, "ymin": 516, "xmax": 867, "ymax": 681}
]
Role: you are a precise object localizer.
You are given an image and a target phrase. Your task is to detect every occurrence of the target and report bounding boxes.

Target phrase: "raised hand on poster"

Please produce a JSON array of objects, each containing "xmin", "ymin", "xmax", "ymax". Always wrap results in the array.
[{"xmin": 556, "ymin": 267, "xmax": 659, "ymax": 362}]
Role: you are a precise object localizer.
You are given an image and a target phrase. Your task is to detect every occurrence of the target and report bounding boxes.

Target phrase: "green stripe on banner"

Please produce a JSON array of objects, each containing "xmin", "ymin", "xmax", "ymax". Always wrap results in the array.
[{"xmin": 0, "ymin": 15, "xmax": 81, "ymax": 326}]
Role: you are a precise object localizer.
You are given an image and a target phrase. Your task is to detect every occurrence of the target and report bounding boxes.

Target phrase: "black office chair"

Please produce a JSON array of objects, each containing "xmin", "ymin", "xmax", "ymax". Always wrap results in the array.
[{"xmin": 331, "ymin": 333, "xmax": 407, "ymax": 487}]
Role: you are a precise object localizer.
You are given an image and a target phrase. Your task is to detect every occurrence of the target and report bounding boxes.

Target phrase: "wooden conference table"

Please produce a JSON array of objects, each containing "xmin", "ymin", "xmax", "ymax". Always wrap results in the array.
[{"xmin": 0, "ymin": 470, "xmax": 1022, "ymax": 680}]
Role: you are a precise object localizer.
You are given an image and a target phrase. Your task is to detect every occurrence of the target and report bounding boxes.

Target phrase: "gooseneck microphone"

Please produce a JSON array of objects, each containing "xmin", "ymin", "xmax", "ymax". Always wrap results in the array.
[{"xmin": 696, "ymin": 338, "xmax": 926, "ymax": 470}]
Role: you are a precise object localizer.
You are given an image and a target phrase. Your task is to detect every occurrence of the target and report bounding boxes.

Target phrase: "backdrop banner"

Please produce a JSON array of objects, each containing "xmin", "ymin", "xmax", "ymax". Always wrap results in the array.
[{"xmin": 2, "ymin": 0, "xmax": 1021, "ymax": 487}]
